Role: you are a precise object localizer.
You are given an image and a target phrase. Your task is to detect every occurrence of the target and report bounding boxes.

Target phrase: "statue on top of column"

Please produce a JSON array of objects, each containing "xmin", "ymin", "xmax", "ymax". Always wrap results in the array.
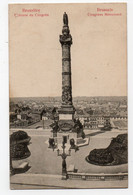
[
  {"xmin": 60, "ymin": 12, "xmax": 72, "ymax": 46},
  {"xmin": 63, "ymin": 12, "xmax": 68, "ymax": 26}
]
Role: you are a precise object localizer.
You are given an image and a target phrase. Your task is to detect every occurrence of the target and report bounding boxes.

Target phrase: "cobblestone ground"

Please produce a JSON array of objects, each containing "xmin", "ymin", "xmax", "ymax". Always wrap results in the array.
[{"xmin": 11, "ymin": 129, "xmax": 128, "ymax": 175}]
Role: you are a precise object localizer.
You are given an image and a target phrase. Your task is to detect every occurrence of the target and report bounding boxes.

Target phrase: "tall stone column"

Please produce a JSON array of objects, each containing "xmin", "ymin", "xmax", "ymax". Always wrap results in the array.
[{"xmin": 59, "ymin": 12, "xmax": 75, "ymax": 131}]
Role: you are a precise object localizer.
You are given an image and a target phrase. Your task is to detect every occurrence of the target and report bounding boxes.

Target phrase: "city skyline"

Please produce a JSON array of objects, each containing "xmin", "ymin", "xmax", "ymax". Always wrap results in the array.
[{"xmin": 9, "ymin": 95, "xmax": 128, "ymax": 101}]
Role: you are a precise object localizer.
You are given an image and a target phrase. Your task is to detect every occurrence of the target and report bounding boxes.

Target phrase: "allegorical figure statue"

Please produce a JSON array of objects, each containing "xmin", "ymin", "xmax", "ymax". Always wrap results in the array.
[{"xmin": 63, "ymin": 12, "xmax": 68, "ymax": 26}]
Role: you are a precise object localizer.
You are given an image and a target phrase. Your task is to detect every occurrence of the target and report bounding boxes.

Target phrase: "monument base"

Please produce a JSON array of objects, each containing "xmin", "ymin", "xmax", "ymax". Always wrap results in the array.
[
  {"xmin": 58, "ymin": 105, "xmax": 75, "ymax": 132},
  {"xmin": 58, "ymin": 120, "xmax": 75, "ymax": 132}
]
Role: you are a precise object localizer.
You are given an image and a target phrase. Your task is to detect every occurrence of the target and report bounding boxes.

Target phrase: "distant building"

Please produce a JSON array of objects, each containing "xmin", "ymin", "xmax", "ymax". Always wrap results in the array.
[
  {"xmin": 75, "ymin": 112, "xmax": 127, "ymax": 130},
  {"xmin": 31, "ymin": 110, "xmax": 42, "ymax": 120}
]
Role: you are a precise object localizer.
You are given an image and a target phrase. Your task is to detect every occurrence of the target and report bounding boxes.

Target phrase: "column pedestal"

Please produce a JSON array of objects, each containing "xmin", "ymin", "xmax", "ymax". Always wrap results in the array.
[{"xmin": 58, "ymin": 105, "xmax": 75, "ymax": 131}]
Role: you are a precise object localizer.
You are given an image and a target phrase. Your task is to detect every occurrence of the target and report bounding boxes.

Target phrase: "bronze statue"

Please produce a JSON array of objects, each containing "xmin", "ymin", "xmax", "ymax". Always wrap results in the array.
[{"xmin": 63, "ymin": 12, "xmax": 68, "ymax": 26}]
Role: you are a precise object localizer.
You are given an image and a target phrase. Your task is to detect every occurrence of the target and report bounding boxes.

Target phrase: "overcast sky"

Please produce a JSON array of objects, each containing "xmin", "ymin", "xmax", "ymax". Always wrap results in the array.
[{"xmin": 9, "ymin": 3, "xmax": 127, "ymax": 97}]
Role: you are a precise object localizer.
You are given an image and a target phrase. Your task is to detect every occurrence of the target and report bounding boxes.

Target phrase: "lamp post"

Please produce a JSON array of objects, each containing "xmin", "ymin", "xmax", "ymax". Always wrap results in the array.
[
  {"xmin": 48, "ymin": 134, "xmax": 79, "ymax": 179},
  {"xmin": 57, "ymin": 138, "xmax": 71, "ymax": 179}
]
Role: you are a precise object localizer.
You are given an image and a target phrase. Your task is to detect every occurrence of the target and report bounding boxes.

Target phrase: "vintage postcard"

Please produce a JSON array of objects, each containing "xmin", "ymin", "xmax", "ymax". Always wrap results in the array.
[{"xmin": 9, "ymin": 3, "xmax": 127, "ymax": 189}]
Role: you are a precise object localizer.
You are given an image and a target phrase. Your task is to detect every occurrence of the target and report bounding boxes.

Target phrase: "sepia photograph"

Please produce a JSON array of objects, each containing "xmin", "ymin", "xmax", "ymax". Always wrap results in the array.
[{"xmin": 9, "ymin": 3, "xmax": 127, "ymax": 189}]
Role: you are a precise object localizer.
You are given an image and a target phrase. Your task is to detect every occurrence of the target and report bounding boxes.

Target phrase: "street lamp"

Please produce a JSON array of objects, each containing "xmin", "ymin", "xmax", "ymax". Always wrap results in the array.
[
  {"xmin": 49, "ymin": 134, "xmax": 79, "ymax": 179},
  {"xmin": 57, "ymin": 137, "xmax": 71, "ymax": 179}
]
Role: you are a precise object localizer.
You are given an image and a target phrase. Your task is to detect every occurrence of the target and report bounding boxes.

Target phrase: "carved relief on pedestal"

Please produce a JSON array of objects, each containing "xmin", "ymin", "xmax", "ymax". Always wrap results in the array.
[
  {"xmin": 62, "ymin": 86, "xmax": 72, "ymax": 105},
  {"xmin": 59, "ymin": 122, "xmax": 73, "ymax": 131}
]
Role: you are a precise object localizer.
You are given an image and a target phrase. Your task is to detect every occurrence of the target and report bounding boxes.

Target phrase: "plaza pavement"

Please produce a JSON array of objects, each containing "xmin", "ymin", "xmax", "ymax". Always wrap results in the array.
[
  {"xmin": 10, "ymin": 129, "xmax": 128, "ymax": 189},
  {"xmin": 11, "ymin": 129, "xmax": 128, "ymax": 175}
]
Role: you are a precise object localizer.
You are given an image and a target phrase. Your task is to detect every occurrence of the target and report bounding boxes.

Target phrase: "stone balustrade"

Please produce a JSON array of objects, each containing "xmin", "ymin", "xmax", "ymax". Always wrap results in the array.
[{"xmin": 67, "ymin": 172, "xmax": 128, "ymax": 181}]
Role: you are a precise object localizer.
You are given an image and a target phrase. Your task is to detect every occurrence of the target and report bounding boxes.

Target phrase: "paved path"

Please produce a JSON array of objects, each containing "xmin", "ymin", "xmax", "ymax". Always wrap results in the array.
[{"xmin": 10, "ymin": 173, "xmax": 128, "ymax": 189}]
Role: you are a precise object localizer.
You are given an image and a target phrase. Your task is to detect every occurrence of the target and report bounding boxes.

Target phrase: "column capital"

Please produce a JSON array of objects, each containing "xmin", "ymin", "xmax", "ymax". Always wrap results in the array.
[{"xmin": 60, "ymin": 34, "xmax": 72, "ymax": 46}]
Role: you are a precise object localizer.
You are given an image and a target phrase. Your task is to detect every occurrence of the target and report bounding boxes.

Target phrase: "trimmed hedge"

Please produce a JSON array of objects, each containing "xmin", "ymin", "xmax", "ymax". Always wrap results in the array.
[{"xmin": 86, "ymin": 134, "xmax": 127, "ymax": 166}]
